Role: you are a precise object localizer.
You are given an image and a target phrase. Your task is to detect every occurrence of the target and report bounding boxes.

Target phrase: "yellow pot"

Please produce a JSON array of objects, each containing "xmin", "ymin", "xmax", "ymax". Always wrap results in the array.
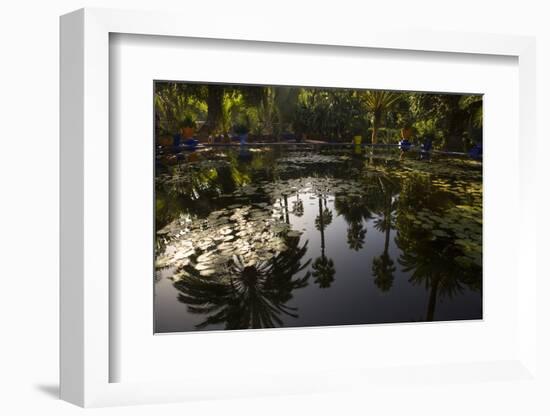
[{"xmin": 353, "ymin": 135, "xmax": 362, "ymax": 145}]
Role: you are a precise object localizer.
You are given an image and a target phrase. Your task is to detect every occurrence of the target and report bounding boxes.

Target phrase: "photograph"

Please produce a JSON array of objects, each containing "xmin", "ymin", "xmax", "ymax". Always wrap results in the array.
[
  {"xmin": 153, "ymin": 81, "xmax": 483, "ymax": 333},
  {"xmin": 0, "ymin": 0, "xmax": 544, "ymax": 412}
]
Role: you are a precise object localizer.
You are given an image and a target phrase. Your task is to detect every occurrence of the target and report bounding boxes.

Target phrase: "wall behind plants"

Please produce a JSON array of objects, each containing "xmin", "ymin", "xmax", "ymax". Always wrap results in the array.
[{"xmin": 0, "ymin": 1, "xmax": 547, "ymax": 416}]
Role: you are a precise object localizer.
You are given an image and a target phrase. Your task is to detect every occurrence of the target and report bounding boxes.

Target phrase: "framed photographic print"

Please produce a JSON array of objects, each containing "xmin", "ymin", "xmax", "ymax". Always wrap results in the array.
[
  {"xmin": 60, "ymin": 7, "xmax": 540, "ymax": 408},
  {"xmin": 153, "ymin": 80, "xmax": 483, "ymax": 333}
]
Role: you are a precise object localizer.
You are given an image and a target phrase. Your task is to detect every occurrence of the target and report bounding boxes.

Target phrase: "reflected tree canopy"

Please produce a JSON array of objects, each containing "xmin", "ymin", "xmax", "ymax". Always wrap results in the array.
[
  {"xmin": 312, "ymin": 197, "xmax": 336, "ymax": 288},
  {"xmin": 174, "ymin": 237, "xmax": 311, "ymax": 329},
  {"xmin": 391, "ymin": 164, "xmax": 482, "ymax": 320},
  {"xmin": 371, "ymin": 175, "xmax": 398, "ymax": 291}
]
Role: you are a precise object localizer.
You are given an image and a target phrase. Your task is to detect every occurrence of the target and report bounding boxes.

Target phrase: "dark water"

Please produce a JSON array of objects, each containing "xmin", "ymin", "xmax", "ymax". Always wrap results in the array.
[{"xmin": 154, "ymin": 145, "xmax": 482, "ymax": 332}]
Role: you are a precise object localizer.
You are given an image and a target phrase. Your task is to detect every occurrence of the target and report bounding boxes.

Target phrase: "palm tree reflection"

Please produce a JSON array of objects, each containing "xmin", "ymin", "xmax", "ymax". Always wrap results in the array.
[
  {"xmin": 292, "ymin": 193, "xmax": 304, "ymax": 217},
  {"xmin": 395, "ymin": 175, "xmax": 481, "ymax": 320},
  {"xmin": 371, "ymin": 176, "xmax": 397, "ymax": 292},
  {"xmin": 312, "ymin": 197, "xmax": 336, "ymax": 288},
  {"xmin": 334, "ymin": 194, "xmax": 372, "ymax": 251},
  {"xmin": 174, "ymin": 237, "xmax": 311, "ymax": 329},
  {"xmin": 398, "ymin": 245, "xmax": 470, "ymax": 321},
  {"xmin": 347, "ymin": 222, "xmax": 366, "ymax": 251}
]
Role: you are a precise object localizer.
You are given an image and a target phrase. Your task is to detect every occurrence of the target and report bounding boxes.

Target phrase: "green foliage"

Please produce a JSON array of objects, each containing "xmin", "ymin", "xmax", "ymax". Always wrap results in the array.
[
  {"xmin": 362, "ymin": 91, "xmax": 402, "ymax": 115},
  {"xmin": 408, "ymin": 93, "xmax": 482, "ymax": 150},
  {"xmin": 459, "ymin": 95, "xmax": 483, "ymax": 129},
  {"xmin": 240, "ymin": 86, "xmax": 267, "ymax": 107},
  {"xmin": 233, "ymin": 112, "xmax": 252, "ymax": 135},
  {"xmin": 179, "ymin": 114, "xmax": 196, "ymax": 129},
  {"xmin": 293, "ymin": 89, "xmax": 366, "ymax": 141},
  {"xmin": 274, "ymin": 87, "xmax": 300, "ymax": 132},
  {"xmin": 155, "ymin": 82, "xmax": 207, "ymax": 134},
  {"xmin": 255, "ymin": 87, "xmax": 278, "ymax": 136},
  {"xmin": 155, "ymin": 82, "xmax": 483, "ymax": 149},
  {"xmin": 360, "ymin": 91, "xmax": 403, "ymax": 143},
  {"xmin": 392, "ymin": 98, "xmax": 414, "ymax": 128},
  {"xmin": 220, "ymin": 91, "xmax": 245, "ymax": 133},
  {"xmin": 412, "ymin": 119, "xmax": 443, "ymax": 146},
  {"xmin": 220, "ymin": 87, "xmax": 284, "ymax": 136},
  {"xmin": 233, "ymin": 124, "xmax": 249, "ymax": 135}
]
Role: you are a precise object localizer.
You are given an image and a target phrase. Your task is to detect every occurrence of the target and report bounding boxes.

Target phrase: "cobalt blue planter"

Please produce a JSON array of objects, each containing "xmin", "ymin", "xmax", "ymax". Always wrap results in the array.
[{"xmin": 239, "ymin": 133, "xmax": 248, "ymax": 145}]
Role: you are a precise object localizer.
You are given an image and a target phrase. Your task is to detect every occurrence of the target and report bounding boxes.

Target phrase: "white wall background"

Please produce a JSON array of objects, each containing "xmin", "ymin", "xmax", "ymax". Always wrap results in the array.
[{"xmin": 0, "ymin": 0, "xmax": 548, "ymax": 415}]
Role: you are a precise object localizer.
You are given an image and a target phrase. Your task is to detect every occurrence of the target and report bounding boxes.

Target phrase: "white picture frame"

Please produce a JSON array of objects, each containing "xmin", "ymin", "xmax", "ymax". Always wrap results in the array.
[{"xmin": 60, "ymin": 7, "xmax": 538, "ymax": 407}]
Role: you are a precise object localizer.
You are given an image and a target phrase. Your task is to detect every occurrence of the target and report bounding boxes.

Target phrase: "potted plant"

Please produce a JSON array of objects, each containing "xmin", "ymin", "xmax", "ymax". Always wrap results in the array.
[
  {"xmin": 157, "ymin": 128, "xmax": 174, "ymax": 147},
  {"xmin": 179, "ymin": 114, "xmax": 196, "ymax": 139},
  {"xmin": 350, "ymin": 118, "xmax": 365, "ymax": 145},
  {"xmin": 400, "ymin": 126, "xmax": 413, "ymax": 140},
  {"xmin": 233, "ymin": 122, "xmax": 249, "ymax": 144},
  {"xmin": 395, "ymin": 109, "xmax": 413, "ymax": 141}
]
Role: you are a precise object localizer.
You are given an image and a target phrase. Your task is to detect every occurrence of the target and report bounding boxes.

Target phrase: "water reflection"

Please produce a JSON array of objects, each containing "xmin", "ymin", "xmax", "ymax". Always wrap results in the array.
[
  {"xmin": 155, "ymin": 146, "xmax": 482, "ymax": 331},
  {"xmin": 174, "ymin": 237, "xmax": 310, "ymax": 329},
  {"xmin": 312, "ymin": 196, "xmax": 336, "ymax": 289},
  {"xmin": 371, "ymin": 176, "xmax": 398, "ymax": 292},
  {"xmin": 393, "ymin": 169, "xmax": 482, "ymax": 321},
  {"xmin": 334, "ymin": 193, "xmax": 372, "ymax": 251}
]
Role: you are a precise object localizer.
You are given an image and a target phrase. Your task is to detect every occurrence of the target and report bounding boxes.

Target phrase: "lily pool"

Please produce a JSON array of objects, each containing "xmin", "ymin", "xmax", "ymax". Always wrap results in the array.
[{"xmin": 155, "ymin": 145, "xmax": 482, "ymax": 332}]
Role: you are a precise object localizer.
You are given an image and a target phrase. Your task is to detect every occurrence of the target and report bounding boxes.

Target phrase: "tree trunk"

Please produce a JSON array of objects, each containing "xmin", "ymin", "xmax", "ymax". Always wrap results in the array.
[
  {"xmin": 283, "ymin": 195, "xmax": 289, "ymax": 224},
  {"xmin": 371, "ymin": 125, "xmax": 379, "ymax": 145},
  {"xmin": 426, "ymin": 276, "xmax": 441, "ymax": 321},
  {"xmin": 384, "ymin": 218, "xmax": 391, "ymax": 255},
  {"xmin": 318, "ymin": 198, "xmax": 325, "ymax": 257},
  {"xmin": 203, "ymin": 85, "xmax": 224, "ymax": 133},
  {"xmin": 371, "ymin": 110, "xmax": 381, "ymax": 144}
]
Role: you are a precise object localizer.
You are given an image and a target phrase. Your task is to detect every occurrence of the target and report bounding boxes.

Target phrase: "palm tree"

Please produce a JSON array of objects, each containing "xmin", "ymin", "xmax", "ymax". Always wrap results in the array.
[
  {"xmin": 312, "ymin": 197, "xmax": 336, "ymax": 288},
  {"xmin": 363, "ymin": 91, "xmax": 402, "ymax": 144}
]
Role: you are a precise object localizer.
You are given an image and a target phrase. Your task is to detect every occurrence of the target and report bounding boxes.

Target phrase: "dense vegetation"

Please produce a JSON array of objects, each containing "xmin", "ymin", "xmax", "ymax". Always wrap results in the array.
[{"xmin": 154, "ymin": 82, "xmax": 482, "ymax": 152}]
